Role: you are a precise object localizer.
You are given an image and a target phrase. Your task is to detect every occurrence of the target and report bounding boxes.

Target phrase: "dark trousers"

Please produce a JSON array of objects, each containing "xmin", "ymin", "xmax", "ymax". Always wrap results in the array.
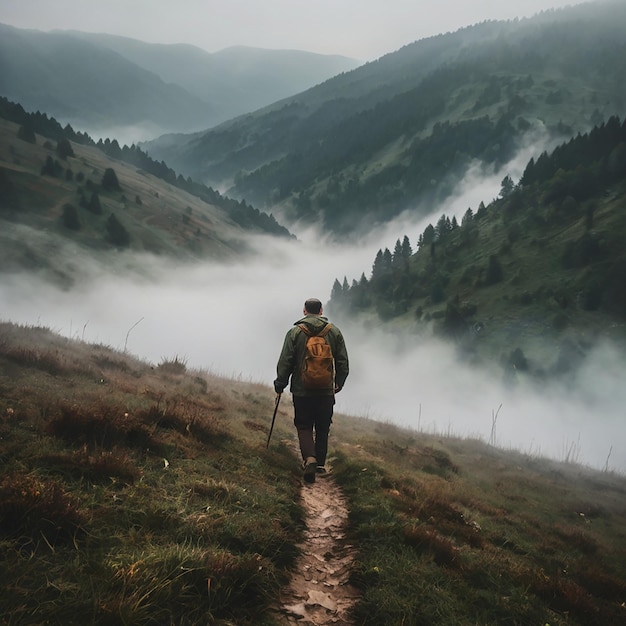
[{"xmin": 293, "ymin": 395, "xmax": 335, "ymax": 466}]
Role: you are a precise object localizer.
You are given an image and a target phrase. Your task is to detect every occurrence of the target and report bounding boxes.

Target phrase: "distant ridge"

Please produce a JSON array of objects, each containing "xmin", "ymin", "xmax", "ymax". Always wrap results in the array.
[
  {"xmin": 141, "ymin": 0, "xmax": 626, "ymax": 235},
  {"xmin": 0, "ymin": 24, "xmax": 360, "ymax": 141}
]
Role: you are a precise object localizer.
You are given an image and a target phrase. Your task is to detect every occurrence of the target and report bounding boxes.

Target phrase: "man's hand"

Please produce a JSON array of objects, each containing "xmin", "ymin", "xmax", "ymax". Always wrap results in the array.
[
  {"xmin": 334, "ymin": 385, "xmax": 342, "ymax": 394},
  {"xmin": 274, "ymin": 382, "xmax": 285, "ymax": 394}
]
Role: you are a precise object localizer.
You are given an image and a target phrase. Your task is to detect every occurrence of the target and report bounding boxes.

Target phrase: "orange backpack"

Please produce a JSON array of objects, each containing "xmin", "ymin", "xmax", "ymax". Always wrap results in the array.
[{"xmin": 298, "ymin": 323, "xmax": 334, "ymax": 389}]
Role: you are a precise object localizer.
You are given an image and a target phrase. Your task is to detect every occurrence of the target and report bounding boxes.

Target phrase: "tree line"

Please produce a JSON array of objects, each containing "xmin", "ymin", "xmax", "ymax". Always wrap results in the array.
[
  {"xmin": 1, "ymin": 96, "xmax": 292, "ymax": 239},
  {"xmin": 329, "ymin": 116, "xmax": 626, "ymax": 325}
]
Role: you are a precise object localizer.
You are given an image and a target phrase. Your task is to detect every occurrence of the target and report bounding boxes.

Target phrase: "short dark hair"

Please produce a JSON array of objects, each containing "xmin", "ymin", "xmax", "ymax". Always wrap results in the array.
[{"xmin": 304, "ymin": 298, "xmax": 322, "ymax": 314}]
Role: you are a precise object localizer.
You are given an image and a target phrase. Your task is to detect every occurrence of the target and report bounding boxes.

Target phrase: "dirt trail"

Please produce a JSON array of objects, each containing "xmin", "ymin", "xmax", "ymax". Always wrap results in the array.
[{"xmin": 272, "ymin": 462, "xmax": 360, "ymax": 625}]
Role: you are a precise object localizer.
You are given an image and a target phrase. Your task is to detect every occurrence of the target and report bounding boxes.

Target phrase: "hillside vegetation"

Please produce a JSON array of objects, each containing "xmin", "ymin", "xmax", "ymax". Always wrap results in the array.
[
  {"xmin": 329, "ymin": 116, "xmax": 626, "ymax": 370},
  {"xmin": 144, "ymin": 0, "xmax": 626, "ymax": 235},
  {"xmin": 0, "ymin": 101, "xmax": 292, "ymax": 285},
  {"xmin": 1, "ymin": 321, "xmax": 625, "ymax": 625}
]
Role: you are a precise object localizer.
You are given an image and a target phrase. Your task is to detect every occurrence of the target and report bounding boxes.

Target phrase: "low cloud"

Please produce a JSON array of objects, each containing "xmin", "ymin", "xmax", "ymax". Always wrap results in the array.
[
  {"xmin": 1, "ymin": 136, "xmax": 623, "ymax": 472},
  {"xmin": 1, "ymin": 232, "xmax": 624, "ymax": 473},
  {"xmin": 339, "ymin": 324, "xmax": 625, "ymax": 471}
]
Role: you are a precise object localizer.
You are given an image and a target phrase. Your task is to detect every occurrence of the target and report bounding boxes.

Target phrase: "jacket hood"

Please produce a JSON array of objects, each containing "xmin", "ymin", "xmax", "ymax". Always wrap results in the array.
[{"xmin": 294, "ymin": 315, "xmax": 329, "ymax": 334}]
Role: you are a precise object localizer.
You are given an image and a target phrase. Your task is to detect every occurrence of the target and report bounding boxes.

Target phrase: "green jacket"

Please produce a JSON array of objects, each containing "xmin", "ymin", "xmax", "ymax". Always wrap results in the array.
[{"xmin": 274, "ymin": 315, "xmax": 349, "ymax": 396}]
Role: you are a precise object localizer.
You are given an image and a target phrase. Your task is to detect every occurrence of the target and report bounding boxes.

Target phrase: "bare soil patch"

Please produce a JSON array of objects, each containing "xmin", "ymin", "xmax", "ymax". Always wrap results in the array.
[{"xmin": 272, "ymin": 462, "xmax": 360, "ymax": 625}]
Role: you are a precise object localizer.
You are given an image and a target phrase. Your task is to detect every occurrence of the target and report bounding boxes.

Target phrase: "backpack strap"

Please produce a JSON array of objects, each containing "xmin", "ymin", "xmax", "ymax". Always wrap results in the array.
[
  {"xmin": 297, "ymin": 323, "xmax": 311, "ymax": 336},
  {"xmin": 298, "ymin": 323, "xmax": 332, "ymax": 337},
  {"xmin": 318, "ymin": 323, "xmax": 332, "ymax": 337}
]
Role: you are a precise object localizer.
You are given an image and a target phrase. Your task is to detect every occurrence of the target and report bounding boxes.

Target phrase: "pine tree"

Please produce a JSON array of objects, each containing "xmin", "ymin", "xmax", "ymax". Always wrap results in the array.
[
  {"xmin": 106, "ymin": 213, "xmax": 130, "ymax": 247},
  {"xmin": 61, "ymin": 204, "xmax": 80, "ymax": 230},
  {"xmin": 499, "ymin": 175, "xmax": 515, "ymax": 198},
  {"xmin": 102, "ymin": 168, "xmax": 121, "ymax": 192},
  {"xmin": 382, "ymin": 248, "xmax": 393, "ymax": 272},
  {"xmin": 422, "ymin": 224, "xmax": 435, "ymax": 245},
  {"xmin": 371, "ymin": 249, "xmax": 385, "ymax": 280},
  {"xmin": 330, "ymin": 278, "xmax": 343, "ymax": 301},
  {"xmin": 88, "ymin": 191, "xmax": 102, "ymax": 215},
  {"xmin": 401, "ymin": 235, "xmax": 412, "ymax": 258},
  {"xmin": 392, "ymin": 238, "xmax": 404, "ymax": 266},
  {"xmin": 520, "ymin": 157, "xmax": 535, "ymax": 186},
  {"xmin": 56, "ymin": 138, "xmax": 74, "ymax": 160}
]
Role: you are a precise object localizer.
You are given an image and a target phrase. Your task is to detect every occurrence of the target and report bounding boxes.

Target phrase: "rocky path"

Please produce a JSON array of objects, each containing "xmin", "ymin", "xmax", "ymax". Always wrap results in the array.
[{"xmin": 272, "ymin": 467, "xmax": 360, "ymax": 625}]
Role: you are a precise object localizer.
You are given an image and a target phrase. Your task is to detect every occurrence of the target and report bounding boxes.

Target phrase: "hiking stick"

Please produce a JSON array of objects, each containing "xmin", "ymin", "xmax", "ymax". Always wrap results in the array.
[{"xmin": 266, "ymin": 393, "xmax": 282, "ymax": 448}]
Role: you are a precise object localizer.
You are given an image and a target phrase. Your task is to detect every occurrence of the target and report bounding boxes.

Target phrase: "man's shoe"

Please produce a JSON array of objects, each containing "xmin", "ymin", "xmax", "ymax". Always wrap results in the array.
[
  {"xmin": 303, "ymin": 457, "xmax": 317, "ymax": 483},
  {"xmin": 316, "ymin": 465, "xmax": 327, "ymax": 475}
]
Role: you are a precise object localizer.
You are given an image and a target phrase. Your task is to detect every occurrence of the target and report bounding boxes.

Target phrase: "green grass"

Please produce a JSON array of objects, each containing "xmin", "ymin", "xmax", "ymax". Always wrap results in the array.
[
  {"xmin": 1, "ymin": 320, "xmax": 625, "ymax": 625},
  {"xmin": 329, "ymin": 421, "xmax": 626, "ymax": 625}
]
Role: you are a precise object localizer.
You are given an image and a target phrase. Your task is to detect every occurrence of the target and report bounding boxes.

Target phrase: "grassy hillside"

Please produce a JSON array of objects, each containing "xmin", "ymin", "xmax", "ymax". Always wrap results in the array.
[
  {"xmin": 144, "ymin": 0, "xmax": 626, "ymax": 235},
  {"xmin": 0, "ymin": 114, "xmax": 289, "ymax": 285},
  {"xmin": 1, "ymin": 321, "xmax": 625, "ymax": 625}
]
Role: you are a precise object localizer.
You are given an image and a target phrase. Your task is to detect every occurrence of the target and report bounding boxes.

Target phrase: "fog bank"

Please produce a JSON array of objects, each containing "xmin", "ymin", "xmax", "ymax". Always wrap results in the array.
[
  {"xmin": 1, "ymin": 232, "xmax": 624, "ymax": 473},
  {"xmin": 2, "ymin": 138, "xmax": 624, "ymax": 472}
]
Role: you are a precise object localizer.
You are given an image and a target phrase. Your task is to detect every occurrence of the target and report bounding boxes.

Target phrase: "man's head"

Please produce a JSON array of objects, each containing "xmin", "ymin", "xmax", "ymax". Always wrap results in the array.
[{"xmin": 303, "ymin": 298, "xmax": 323, "ymax": 315}]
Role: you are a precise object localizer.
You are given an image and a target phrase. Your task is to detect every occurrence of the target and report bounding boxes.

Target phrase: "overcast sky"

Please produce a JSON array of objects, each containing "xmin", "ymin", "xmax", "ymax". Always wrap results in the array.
[{"xmin": 0, "ymin": 0, "xmax": 585, "ymax": 60}]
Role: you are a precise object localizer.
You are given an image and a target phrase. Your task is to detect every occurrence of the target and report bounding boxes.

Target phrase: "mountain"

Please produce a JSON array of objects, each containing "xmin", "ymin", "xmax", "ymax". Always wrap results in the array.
[
  {"xmin": 0, "ymin": 23, "xmax": 214, "ymax": 140},
  {"xmin": 0, "ymin": 24, "xmax": 360, "ymax": 142},
  {"xmin": 327, "ymin": 116, "xmax": 626, "ymax": 373},
  {"xmin": 0, "ymin": 97, "xmax": 292, "ymax": 286},
  {"xmin": 142, "ymin": 0, "xmax": 626, "ymax": 235},
  {"xmin": 62, "ymin": 32, "xmax": 361, "ymax": 123}
]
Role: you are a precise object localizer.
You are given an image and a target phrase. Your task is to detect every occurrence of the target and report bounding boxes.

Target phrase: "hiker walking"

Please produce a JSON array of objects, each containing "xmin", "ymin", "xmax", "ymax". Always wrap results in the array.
[{"xmin": 274, "ymin": 298, "xmax": 349, "ymax": 483}]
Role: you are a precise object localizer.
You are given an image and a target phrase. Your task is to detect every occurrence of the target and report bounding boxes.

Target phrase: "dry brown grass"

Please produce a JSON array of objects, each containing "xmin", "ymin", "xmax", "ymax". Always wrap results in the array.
[
  {"xmin": 332, "ymin": 410, "xmax": 626, "ymax": 625},
  {"xmin": 0, "ymin": 321, "xmax": 300, "ymax": 624},
  {"xmin": 2, "ymin": 320, "xmax": 626, "ymax": 624}
]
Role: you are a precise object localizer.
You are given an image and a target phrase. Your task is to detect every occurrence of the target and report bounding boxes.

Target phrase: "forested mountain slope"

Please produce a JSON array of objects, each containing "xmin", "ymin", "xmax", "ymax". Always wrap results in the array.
[
  {"xmin": 328, "ymin": 117, "xmax": 626, "ymax": 373},
  {"xmin": 144, "ymin": 0, "xmax": 626, "ymax": 236}
]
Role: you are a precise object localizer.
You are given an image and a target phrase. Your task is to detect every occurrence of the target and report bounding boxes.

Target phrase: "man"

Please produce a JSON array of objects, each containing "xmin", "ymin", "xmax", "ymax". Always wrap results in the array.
[{"xmin": 274, "ymin": 298, "xmax": 349, "ymax": 483}]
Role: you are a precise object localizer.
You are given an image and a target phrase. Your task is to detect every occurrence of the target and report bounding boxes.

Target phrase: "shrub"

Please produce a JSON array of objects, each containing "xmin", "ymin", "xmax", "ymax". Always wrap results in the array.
[
  {"xmin": 61, "ymin": 203, "xmax": 81, "ymax": 230},
  {"xmin": 484, "ymin": 254, "xmax": 503, "ymax": 285},
  {"xmin": 106, "ymin": 213, "xmax": 131, "ymax": 247},
  {"xmin": 403, "ymin": 526, "xmax": 460, "ymax": 568},
  {"xmin": 561, "ymin": 232, "xmax": 601, "ymax": 268},
  {"xmin": 87, "ymin": 191, "xmax": 102, "ymax": 215},
  {"xmin": 157, "ymin": 355, "xmax": 187, "ymax": 374},
  {"xmin": 56, "ymin": 138, "xmax": 74, "ymax": 159},
  {"xmin": 582, "ymin": 279, "xmax": 603, "ymax": 311},
  {"xmin": 41, "ymin": 155, "xmax": 62, "ymax": 177},
  {"xmin": 17, "ymin": 124, "xmax": 36, "ymax": 144},
  {"xmin": 102, "ymin": 167, "xmax": 121, "ymax": 192},
  {"xmin": 0, "ymin": 472, "xmax": 85, "ymax": 545},
  {"xmin": 46, "ymin": 402, "xmax": 156, "ymax": 452},
  {"xmin": 41, "ymin": 448, "xmax": 141, "ymax": 484}
]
